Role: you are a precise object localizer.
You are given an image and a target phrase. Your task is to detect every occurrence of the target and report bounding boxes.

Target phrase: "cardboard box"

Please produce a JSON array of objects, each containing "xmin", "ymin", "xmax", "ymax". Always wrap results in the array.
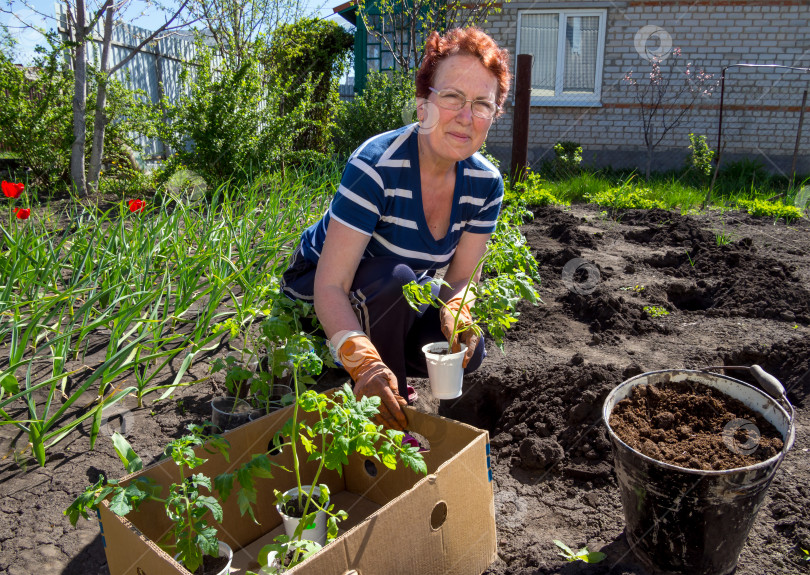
[{"xmin": 98, "ymin": 399, "xmax": 496, "ymax": 575}]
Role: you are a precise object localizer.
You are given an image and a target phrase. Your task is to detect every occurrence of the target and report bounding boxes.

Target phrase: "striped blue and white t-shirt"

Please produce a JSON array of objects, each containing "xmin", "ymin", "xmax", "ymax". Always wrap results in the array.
[{"xmin": 297, "ymin": 123, "xmax": 503, "ymax": 274}]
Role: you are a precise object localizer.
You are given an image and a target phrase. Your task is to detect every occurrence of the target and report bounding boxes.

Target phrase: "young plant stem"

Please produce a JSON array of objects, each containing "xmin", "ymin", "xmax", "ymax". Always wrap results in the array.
[
  {"xmin": 290, "ymin": 368, "xmax": 303, "ymax": 510},
  {"xmin": 291, "ymin": 405, "xmax": 329, "ymax": 547},
  {"xmin": 444, "ymin": 250, "xmax": 489, "ymax": 348}
]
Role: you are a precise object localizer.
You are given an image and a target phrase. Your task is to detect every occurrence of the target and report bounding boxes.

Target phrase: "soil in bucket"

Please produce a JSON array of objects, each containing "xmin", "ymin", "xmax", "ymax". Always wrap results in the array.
[{"xmin": 609, "ymin": 379, "xmax": 784, "ymax": 470}]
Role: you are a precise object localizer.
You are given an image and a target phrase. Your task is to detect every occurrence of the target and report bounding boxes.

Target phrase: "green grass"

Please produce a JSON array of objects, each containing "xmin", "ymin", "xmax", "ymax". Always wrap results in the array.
[{"xmin": 507, "ymin": 165, "xmax": 807, "ymax": 219}]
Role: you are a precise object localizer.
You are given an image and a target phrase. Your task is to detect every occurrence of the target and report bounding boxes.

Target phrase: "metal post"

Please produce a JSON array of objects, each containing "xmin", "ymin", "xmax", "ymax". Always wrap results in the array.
[
  {"xmin": 715, "ymin": 67, "xmax": 727, "ymax": 167},
  {"xmin": 791, "ymin": 89, "xmax": 807, "ymax": 183},
  {"xmin": 510, "ymin": 54, "xmax": 532, "ymax": 183}
]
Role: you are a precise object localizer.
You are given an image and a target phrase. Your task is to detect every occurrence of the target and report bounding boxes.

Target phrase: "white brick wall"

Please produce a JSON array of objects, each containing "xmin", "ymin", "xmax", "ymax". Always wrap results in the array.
[{"xmin": 480, "ymin": 0, "xmax": 810, "ymax": 173}]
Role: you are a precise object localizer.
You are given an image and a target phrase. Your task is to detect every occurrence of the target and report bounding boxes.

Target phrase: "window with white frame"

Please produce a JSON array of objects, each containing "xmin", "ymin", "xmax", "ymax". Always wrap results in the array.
[{"xmin": 517, "ymin": 9, "xmax": 607, "ymax": 106}]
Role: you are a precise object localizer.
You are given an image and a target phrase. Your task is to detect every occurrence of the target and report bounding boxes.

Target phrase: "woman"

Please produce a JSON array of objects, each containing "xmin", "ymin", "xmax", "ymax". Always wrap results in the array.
[{"xmin": 281, "ymin": 27, "xmax": 510, "ymax": 430}]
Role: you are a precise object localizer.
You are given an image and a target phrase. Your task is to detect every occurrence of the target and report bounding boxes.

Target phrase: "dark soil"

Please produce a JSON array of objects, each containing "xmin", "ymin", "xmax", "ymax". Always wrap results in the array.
[
  {"xmin": 193, "ymin": 553, "xmax": 229, "ymax": 575},
  {"xmin": 1, "ymin": 204, "xmax": 809, "ymax": 575},
  {"xmin": 609, "ymin": 380, "xmax": 784, "ymax": 470}
]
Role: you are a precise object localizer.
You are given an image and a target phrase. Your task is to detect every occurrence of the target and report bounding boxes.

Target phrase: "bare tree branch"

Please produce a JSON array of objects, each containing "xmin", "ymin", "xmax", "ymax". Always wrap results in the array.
[{"xmin": 108, "ymin": 0, "xmax": 191, "ymax": 74}]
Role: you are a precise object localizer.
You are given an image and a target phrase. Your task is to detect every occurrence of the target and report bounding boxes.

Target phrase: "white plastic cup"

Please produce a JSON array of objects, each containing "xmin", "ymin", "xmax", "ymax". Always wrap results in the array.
[
  {"xmin": 276, "ymin": 485, "xmax": 329, "ymax": 546},
  {"xmin": 422, "ymin": 342, "xmax": 467, "ymax": 399}
]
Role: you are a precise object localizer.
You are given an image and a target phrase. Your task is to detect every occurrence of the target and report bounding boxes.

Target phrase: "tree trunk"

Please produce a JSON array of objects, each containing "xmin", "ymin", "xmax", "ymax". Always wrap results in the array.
[
  {"xmin": 88, "ymin": 5, "xmax": 114, "ymax": 192},
  {"xmin": 70, "ymin": 0, "xmax": 88, "ymax": 197}
]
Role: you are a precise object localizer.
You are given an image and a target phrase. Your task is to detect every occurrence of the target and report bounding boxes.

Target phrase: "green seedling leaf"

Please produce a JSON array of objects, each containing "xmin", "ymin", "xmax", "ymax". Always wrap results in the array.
[
  {"xmin": 0, "ymin": 373, "xmax": 19, "ymax": 396},
  {"xmin": 554, "ymin": 539, "xmax": 575, "ymax": 557},
  {"xmin": 585, "ymin": 551, "xmax": 607, "ymax": 563},
  {"xmin": 555, "ymin": 539, "xmax": 606, "ymax": 563},
  {"xmin": 110, "ymin": 431, "xmax": 143, "ymax": 473}
]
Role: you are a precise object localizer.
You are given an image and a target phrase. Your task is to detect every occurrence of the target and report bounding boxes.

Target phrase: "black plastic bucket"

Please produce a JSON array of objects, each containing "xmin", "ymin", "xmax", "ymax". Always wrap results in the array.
[{"xmin": 603, "ymin": 369, "xmax": 795, "ymax": 575}]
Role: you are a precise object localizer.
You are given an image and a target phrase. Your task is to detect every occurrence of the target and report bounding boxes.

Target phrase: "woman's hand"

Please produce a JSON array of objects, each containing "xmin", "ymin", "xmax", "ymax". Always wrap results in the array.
[
  {"xmin": 338, "ymin": 334, "xmax": 408, "ymax": 430},
  {"xmin": 440, "ymin": 298, "xmax": 478, "ymax": 367}
]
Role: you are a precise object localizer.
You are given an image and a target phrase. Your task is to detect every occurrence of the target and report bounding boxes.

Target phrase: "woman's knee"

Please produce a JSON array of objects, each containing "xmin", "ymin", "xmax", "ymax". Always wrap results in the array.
[{"xmin": 374, "ymin": 261, "xmax": 419, "ymax": 303}]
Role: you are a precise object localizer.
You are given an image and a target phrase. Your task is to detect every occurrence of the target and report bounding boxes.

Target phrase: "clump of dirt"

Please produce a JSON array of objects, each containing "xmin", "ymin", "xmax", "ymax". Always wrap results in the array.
[
  {"xmin": 623, "ymin": 214, "xmax": 716, "ymax": 247},
  {"xmin": 609, "ymin": 380, "xmax": 784, "ymax": 470},
  {"xmin": 719, "ymin": 336, "xmax": 810, "ymax": 406},
  {"xmin": 546, "ymin": 209, "xmax": 599, "ymax": 248},
  {"xmin": 562, "ymin": 286, "xmax": 671, "ymax": 334},
  {"xmin": 450, "ymin": 361, "xmax": 638, "ymax": 481}
]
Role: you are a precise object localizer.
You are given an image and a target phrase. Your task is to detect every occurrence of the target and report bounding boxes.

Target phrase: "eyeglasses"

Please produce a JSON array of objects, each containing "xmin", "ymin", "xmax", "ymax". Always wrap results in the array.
[{"xmin": 428, "ymin": 87, "xmax": 499, "ymax": 120}]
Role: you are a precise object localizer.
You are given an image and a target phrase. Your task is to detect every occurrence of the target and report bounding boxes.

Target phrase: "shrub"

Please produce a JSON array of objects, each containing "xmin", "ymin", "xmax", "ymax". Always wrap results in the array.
[
  {"xmin": 585, "ymin": 184, "xmax": 666, "ymax": 210},
  {"xmin": 552, "ymin": 141, "xmax": 583, "ymax": 177},
  {"xmin": 264, "ymin": 18, "xmax": 354, "ymax": 155},
  {"xmin": 0, "ymin": 49, "xmax": 72, "ymax": 190},
  {"xmin": 686, "ymin": 133, "xmax": 714, "ymax": 180},
  {"xmin": 505, "ymin": 170, "xmax": 567, "ymax": 207},
  {"xmin": 334, "ymin": 70, "xmax": 415, "ymax": 158},
  {"xmin": 158, "ymin": 44, "xmax": 324, "ymax": 187},
  {"xmin": 735, "ymin": 198, "xmax": 803, "ymax": 221},
  {"xmin": 0, "ymin": 45, "xmax": 158, "ymax": 196}
]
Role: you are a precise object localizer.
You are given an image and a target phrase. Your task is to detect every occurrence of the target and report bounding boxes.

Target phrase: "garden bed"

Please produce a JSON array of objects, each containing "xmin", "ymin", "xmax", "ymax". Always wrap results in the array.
[{"xmin": 1, "ymin": 204, "xmax": 808, "ymax": 574}]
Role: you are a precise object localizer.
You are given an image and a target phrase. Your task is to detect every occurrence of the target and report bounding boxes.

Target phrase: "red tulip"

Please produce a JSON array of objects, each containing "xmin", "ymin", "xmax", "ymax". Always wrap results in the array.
[
  {"xmin": 128, "ymin": 199, "xmax": 146, "ymax": 213},
  {"xmin": 14, "ymin": 208, "xmax": 30, "ymax": 220},
  {"xmin": 2, "ymin": 181, "xmax": 24, "ymax": 199}
]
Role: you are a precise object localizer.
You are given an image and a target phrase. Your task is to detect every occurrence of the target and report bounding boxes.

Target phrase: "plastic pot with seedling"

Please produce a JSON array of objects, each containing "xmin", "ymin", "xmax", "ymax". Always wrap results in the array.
[
  {"xmin": 65, "ymin": 425, "xmax": 232, "ymax": 575},
  {"xmin": 248, "ymin": 299, "xmax": 334, "ymax": 421},
  {"xmin": 211, "ymin": 356, "xmax": 254, "ymax": 430},
  {"xmin": 403, "ymin": 242, "xmax": 540, "ymax": 399},
  {"xmin": 216, "ymin": 334, "xmax": 428, "ymax": 574}
]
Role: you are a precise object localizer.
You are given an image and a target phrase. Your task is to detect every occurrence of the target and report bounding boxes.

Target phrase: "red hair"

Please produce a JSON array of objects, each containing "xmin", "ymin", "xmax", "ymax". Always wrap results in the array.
[{"xmin": 415, "ymin": 27, "xmax": 511, "ymax": 115}]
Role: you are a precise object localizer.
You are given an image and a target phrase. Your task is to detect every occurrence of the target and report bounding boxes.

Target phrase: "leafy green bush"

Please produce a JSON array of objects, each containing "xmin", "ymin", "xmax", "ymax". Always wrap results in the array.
[
  {"xmin": 686, "ymin": 133, "xmax": 714, "ymax": 180},
  {"xmin": 158, "ymin": 44, "xmax": 324, "ymax": 187},
  {"xmin": 0, "ymin": 50, "xmax": 72, "ymax": 190},
  {"xmin": 735, "ymin": 198, "xmax": 803, "ymax": 221},
  {"xmin": 334, "ymin": 70, "xmax": 415, "ymax": 158},
  {"xmin": 264, "ymin": 18, "xmax": 353, "ymax": 155},
  {"xmin": 552, "ymin": 141, "xmax": 583, "ymax": 177},
  {"xmin": 0, "ymin": 45, "xmax": 158, "ymax": 195},
  {"xmin": 585, "ymin": 184, "xmax": 666, "ymax": 210},
  {"xmin": 506, "ymin": 170, "xmax": 567, "ymax": 207}
]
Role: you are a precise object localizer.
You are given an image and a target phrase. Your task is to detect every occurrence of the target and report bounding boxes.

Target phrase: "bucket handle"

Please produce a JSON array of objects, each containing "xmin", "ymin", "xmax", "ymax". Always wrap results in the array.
[{"xmin": 701, "ymin": 364, "xmax": 796, "ymax": 448}]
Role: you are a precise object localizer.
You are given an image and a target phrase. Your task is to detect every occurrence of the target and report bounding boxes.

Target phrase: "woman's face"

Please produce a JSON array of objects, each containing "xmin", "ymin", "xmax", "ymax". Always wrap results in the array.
[{"xmin": 418, "ymin": 54, "xmax": 499, "ymax": 166}]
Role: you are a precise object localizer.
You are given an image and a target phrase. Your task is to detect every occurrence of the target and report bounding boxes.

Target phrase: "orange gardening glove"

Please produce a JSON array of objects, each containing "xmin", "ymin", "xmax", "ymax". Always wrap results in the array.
[
  {"xmin": 440, "ymin": 297, "xmax": 478, "ymax": 368},
  {"xmin": 338, "ymin": 335, "xmax": 408, "ymax": 430}
]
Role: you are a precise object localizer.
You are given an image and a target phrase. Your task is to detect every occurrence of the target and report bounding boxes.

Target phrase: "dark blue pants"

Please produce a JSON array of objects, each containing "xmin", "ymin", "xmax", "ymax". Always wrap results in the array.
[{"xmin": 281, "ymin": 251, "xmax": 486, "ymax": 398}]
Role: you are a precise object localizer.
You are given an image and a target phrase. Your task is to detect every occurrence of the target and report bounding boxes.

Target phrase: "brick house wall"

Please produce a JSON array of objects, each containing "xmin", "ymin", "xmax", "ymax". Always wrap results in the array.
[{"xmin": 480, "ymin": 0, "xmax": 810, "ymax": 174}]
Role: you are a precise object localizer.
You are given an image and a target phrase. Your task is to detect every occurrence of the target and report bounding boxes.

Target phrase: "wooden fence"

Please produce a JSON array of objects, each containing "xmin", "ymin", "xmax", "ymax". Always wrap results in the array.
[{"xmin": 56, "ymin": 4, "xmax": 218, "ymax": 165}]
